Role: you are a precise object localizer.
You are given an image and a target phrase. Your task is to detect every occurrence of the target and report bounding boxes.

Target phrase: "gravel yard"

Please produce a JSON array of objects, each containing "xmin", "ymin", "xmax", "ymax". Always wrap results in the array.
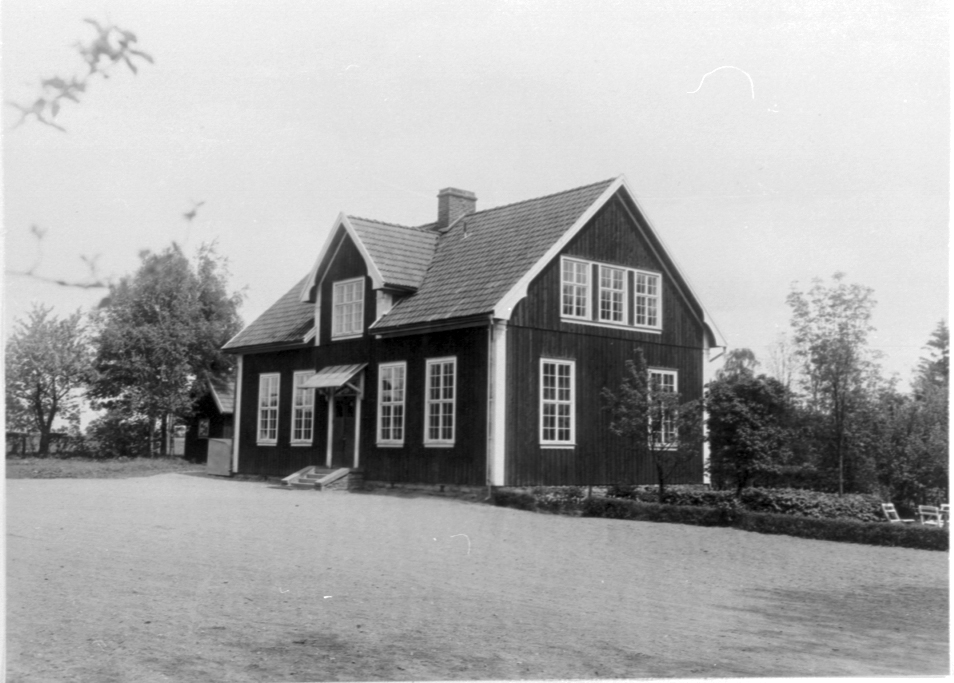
[{"xmin": 7, "ymin": 472, "xmax": 949, "ymax": 681}]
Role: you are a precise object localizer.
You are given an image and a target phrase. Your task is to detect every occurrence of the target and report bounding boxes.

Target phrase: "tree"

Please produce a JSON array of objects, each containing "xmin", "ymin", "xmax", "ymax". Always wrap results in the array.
[
  {"xmin": 715, "ymin": 347, "xmax": 759, "ymax": 381},
  {"xmin": 915, "ymin": 320, "xmax": 949, "ymax": 394},
  {"xmin": 602, "ymin": 350, "xmax": 705, "ymax": 500},
  {"xmin": 89, "ymin": 243, "xmax": 243, "ymax": 456},
  {"xmin": 765, "ymin": 332, "xmax": 798, "ymax": 391},
  {"xmin": 787, "ymin": 273, "xmax": 880, "ymax": 494},
  {"xmin": 706, "ymin": 373, "xmax": 794, "ymax": 495},
  {"xmin": 5, "ymin": 304, "xmax": 92, "ymax": 456}
]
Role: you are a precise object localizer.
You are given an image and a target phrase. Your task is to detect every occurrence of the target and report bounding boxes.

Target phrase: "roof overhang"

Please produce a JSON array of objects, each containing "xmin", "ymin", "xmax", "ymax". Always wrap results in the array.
[
  {"xmin": 371, "ymin": 313, "xmax": 491, "ymax": 338},
  {"xmin": 301, "ymin": 363, "xmax": 368, "ymax": 389},
  {"xmin": 300, "ymin": 214, "xmax": 386, "ymax": 303}
]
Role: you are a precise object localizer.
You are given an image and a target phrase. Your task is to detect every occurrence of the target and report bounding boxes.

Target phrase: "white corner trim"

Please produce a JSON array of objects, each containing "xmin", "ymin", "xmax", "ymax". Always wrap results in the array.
[
  {"xmin": 493, "ymin": 176, "xmax": 625, "ymax": 319},
  {"xmin": 231, "ymin": 355, "xmax": 243, "ymax": 474},
  {"xmin": 490, "ymin": 320, "xmax": 508, "ymax": 485},
  {"xmin": 300, "ymin": 213, "xmax": 386, "ymax": 303}
]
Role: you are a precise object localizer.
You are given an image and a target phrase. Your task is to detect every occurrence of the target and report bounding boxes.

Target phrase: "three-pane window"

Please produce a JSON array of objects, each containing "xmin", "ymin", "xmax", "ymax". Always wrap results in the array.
[
  {"xmin": 599, "ymin": 265, "xmax": 626, "ymax": 323},
  {"xmin": 292, "ymin": 371, "xmax": 315, "ymax": 443},
  {"xmin": 378, "ymin": 363, "xmax": 406, "ymax": 444},
  {"xmin": 561, "ymin": 259, "xmax": 589, "ymax": 319},
  {"xmin": 332, "ymin": 278, "xmax": 364, "ymax": 338},
  {"xmin": 540, "ymin": 359, "xmax": 575, "ymax": 445},
  {"xmin": 425, "ymin": 358, "xmax": 456, "ymax": 444},
  {"xmin": 257, "ymin": 373, "xmax": 280, "ymax": 444}
]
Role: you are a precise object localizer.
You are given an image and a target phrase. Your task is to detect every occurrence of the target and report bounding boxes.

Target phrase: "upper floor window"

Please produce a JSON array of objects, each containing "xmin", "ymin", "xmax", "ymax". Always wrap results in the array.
[
  {"xmin": 561, "ymin": 258, "xmax": 589, "ymax": 319},
  {"xmin": 257, "ymin": 373, "xmax": 280, "ymax": 445},
  {"xmin": 599, "ymin": 265, "xmax": 626, "ymax": 323},
  {"xmin": 559, "ymin": 256, "xmax": 661, "ymax": 332},
  {"xmin": 332, "ymin": 278, "xmax": 364, "ymax": 338},
  {"xmin": 291, "ymin": 371, "xmax": 315, "ymax": 444},
  {"xmin": 378, "ymin": 362, "xmax": 406, "ymax": 446},
  {"xmin": 540, "ymin": 358, "xmax": 575, "ymax": 446},
  {"xmin": 425, "ymin": 358, "xmax": 456, "ymax": 445},
  {"xmin": 636, "ymin": 272, "xmax": 660, "ymax": 328}
]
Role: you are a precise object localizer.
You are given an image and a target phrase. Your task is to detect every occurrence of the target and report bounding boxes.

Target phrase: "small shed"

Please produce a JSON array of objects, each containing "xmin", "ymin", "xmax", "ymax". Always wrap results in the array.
[{"xmin": 184, "ymin": 374, "xmax": 235, "ymax": 464}]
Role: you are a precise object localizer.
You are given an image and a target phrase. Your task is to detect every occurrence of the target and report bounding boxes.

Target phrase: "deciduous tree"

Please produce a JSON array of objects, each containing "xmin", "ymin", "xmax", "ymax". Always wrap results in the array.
[
  {"xmin": 89, "ymin": 243, "xmax": 243, "ymax": 455},
  {"xmin": 5, "ymin": 304, "xmax": 92, "ymax": 456},
  {"xmin": 603, "ymin": 349, "xmax": 704, "ymax": 500}
]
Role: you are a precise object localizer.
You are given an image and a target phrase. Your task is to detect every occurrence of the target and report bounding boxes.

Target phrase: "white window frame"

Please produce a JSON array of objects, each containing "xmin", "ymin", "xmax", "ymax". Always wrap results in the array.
[
  {"xmin": 635, "ymin": 271, "xmax": 661, "ymax": 329},
  {"xmin": 291, "ymin": 371, "xmax": 315, "ymax": 445},
  {"xmin": 599, "ymin": 264, "xmax": 627, "ymax": 324},
  {"xmin": 256, "ymin": 373, "xmax": 280, "ymax": 445},
  {"xmin": 648, "ymin": 369, "xmax": 678, "ymax": 449},
  {"xmin": 332, "ymin": 277, "xmax": 365, "ymax": 339},
  {"xmin": 559, "ymin": 256, "xmax": 662, "ymax": 333},
  {"xmin": 539, "ymin": 358, "xmax": 576, "ymax": 447},
  {"xmin": 377, "ymin": 362, "xmax": 406, "ymax": 446},
  {"xmin": 424, "ymin": 357, "xmax": 456, "ymax": 447},
  {"xmin": 560, "ymin": 257, "xmax": 590, "ymax": 320}
]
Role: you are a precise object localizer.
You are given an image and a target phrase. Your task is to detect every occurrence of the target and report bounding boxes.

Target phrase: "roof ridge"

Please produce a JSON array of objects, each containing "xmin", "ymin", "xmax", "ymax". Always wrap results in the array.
[
  {"xmin": 467, "ymin": 177, "xmax": 617, "ymax": 218},
  {"xmin": 348, "ymin": 215, "xmax": 432, "ymax": 232}
]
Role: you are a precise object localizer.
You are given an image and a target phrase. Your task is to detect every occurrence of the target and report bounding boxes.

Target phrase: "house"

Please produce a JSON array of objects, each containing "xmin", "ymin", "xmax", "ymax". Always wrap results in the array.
[
  {"xmin": 182, "ymin": 374, "xmax": 235, "ymax": 463},
  {"xmin": 222, "ymin": 176, "xmax": 725, "ymax": 487}
]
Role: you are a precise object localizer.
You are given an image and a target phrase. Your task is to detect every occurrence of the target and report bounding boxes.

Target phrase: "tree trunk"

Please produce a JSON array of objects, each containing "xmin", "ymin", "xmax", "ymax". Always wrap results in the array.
[
  {"xmin": 160, "ymin": 414, "xmax": 169, "ymax": 458},
  {"xmin": 656, "ymin": 461, "xmax": 666, "ymax": 503}
]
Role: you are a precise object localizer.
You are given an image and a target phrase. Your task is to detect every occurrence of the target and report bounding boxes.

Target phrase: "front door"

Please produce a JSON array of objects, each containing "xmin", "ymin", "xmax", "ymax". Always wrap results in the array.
[{"xmin": 331, "ymin": 396, "xmax": 355, "ymax": 468}]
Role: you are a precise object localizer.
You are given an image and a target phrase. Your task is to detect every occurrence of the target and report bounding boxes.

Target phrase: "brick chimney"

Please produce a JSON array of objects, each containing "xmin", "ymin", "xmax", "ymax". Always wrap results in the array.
[{"xmin": 436, "ymin": 187, "xmax": 476, "ymax": 230}]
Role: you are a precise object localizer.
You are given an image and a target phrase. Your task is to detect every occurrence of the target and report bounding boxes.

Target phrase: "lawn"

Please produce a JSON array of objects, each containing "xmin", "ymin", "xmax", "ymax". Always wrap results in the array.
[
  {"xmin": 6, "ymin": 456, "xmax": 201, "ymax": 479},
  {"xmin": 7, "ymin": 472, "xmax": 949, "ymax": 681}
]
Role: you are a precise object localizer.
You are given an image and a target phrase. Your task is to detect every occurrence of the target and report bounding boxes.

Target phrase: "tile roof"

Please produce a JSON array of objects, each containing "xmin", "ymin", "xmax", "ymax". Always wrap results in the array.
[
  {"xmin": 209, "ymin": 374, "xmax": 236, "ymax": 414},
  {"xmin": 348, "ymin": 217, "xmax": 437, "ymax": 290},
  {"xmin": 373, "ymin": 178, "xmax": 615, "ymax": 329},
  {"xmin": 222, "ymin": 276, "xmax": 313, "ymax": 350}
]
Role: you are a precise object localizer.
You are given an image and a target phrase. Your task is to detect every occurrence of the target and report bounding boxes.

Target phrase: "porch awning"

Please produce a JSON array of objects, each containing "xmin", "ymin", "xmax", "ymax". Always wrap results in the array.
[{"xmin": 300, "ymin": 363, "xmax": 367, "ymax": 389}]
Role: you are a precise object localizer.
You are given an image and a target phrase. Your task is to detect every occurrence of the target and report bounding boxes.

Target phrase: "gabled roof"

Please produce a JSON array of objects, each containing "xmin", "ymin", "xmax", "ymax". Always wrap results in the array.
[
  {"xmin": 222, "ymin": 276, "xmax": 313, "ymax": 351},
  {"xmin": 373, "ymin": 179, "xmax": 616, "ymax": 329},
  {"xmin": 209, "ymin": 374, "xmax": 236, "ymax": 414}
]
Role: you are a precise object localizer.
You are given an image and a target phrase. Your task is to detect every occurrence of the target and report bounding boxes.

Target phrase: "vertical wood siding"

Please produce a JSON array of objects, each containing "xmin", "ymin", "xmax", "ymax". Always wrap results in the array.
[{"xmin": 505, "ymin": 198, "xmax": 707, "ymax": 486}]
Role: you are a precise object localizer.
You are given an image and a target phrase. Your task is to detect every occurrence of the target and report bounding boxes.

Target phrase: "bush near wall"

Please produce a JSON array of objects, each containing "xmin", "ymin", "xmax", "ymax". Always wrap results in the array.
[
  {"xmin": 491, "ymin": 489, "xmax": 947, "ymax": 551},
  {"xmin": 606, "ymin": 485, "xmax": 883, "ymax": 523}
]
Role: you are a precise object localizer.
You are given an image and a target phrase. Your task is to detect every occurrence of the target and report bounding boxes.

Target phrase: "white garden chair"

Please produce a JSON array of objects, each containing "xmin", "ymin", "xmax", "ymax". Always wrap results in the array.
[
  {"xmin": 882, "ymin": 503, "xmax": 915, "ymax": 524},
  {"xmin": 917, "ymin": 505, "xmax": 942, "ymax": 527}
]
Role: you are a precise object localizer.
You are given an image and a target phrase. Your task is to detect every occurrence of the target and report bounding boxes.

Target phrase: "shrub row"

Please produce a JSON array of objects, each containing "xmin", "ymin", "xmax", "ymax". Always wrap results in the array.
[
  {"xmin": 491, "ymin": 490, "xmax": 947, "ymax": 551},
  {"xmin": 606, "ymin": 484, "xmax": 883, "ymax": 522}
]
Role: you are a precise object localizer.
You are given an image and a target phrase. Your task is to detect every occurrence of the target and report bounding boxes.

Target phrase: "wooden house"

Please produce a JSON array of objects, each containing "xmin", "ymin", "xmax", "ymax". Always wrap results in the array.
[
  {"xmin": 222, "ymin": 177, "xmax": 725, "ymax": 486},
  {"xmin": 183, "ymin": 375, "xmax": 235, "ymax": 463}
]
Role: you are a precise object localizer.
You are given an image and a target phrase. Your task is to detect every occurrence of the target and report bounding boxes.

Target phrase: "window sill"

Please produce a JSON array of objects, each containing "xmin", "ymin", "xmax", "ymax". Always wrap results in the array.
[
  {"xmin": 332, "ymin": 333, "xmax": 363, "ymax": 341},
  {"xmin": 541, "ymin": 444, "xmax": 576, "ymax": 449},
  {"xmin": 424, "ymin": 442, "xmax": 455, "ymax": 448},
  {"xmin": 561, "ymin": 318, "xmax": 662, "ymax": 334},
  {"xmin": 290, "ymin": 441, "xmax": 313, "ymax": 447}
]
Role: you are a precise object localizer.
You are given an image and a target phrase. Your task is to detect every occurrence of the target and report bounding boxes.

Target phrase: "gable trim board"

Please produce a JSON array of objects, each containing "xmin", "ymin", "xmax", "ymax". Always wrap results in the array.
[{"xmin": 303, "ymin": 214, "xmax": 387, "ymax": 298}]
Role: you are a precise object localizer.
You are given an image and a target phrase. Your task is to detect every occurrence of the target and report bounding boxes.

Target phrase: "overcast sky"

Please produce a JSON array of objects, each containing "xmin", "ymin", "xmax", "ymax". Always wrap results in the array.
[{"xmin": 3, "ymin": 0, "xmax": 949, "ymax": 386}]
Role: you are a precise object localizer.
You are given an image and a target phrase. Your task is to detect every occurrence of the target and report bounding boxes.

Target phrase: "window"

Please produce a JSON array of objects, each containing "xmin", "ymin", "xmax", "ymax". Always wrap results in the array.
[
  {"xmin": 540, "ymin": 359, "xmax": 575, "ymax": 445},
  {"xmin": 635, "ymin": 272, "xmax": 660, "ymax": 328},
  {"xmin": 257, "ymin": 373, "xmax": 280, "ymax": 444},
  {"xmin": 425, "ymin": 358, "xmax": 456, "ymax": 445},
  {"xmin": 378, "ymin": 362, "xmax": 406, "ymax": 445},
  {"xmin": 649, "ymin": 369, "xmax": 677, "ymax": 447},
  {"xmin": 599, "ymin": 265, "xmax": 626, "ymax": 323},
  {"xmin": 561, "ymin": 258, "xmax": 589, "ymax": 319},
  {"xmin": 197, "ymin": 418, "xmax": 210, "ymax": 439},
  {"xmin": 332, "ymin": 278, "xmax": 364, "ymax": 338},
  {"xmin": 292, "ymin": 371, "xmax": 315, "ymax": 444}
]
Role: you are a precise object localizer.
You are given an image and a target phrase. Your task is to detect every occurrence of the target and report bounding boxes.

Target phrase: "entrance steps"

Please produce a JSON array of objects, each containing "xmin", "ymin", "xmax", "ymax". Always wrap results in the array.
[{"xmin": 281, "ymin": 466, "xmax": 353, "ymax": 490}]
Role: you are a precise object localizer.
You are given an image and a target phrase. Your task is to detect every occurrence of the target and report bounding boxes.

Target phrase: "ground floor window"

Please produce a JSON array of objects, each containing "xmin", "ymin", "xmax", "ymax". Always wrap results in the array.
[
  {"xmin": 649, "ymin": 369, "xmax": 678, "ymax": 446},
  {"xmin": 540, "ymin": 358, "xmax": 575, "ymax": 446},
  {"xmin": 292, "ymin": 371, "xmax": 315, "ymax": 444},
  {"xmin": 257, "ymin": 373, "xmax": 280, "ymax": 444},
  {"xmin": 378, "ymin": 362, "xmax": 406, "ymax": 445},
  {"xmin": 425, "ymin": 357, "xmax": 456, "ymax": 445}
]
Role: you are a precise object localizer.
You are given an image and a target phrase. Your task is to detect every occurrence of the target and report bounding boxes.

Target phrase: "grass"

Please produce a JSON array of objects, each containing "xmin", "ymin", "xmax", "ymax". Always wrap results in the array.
[{"xmin": 5, "ymin": 456, "xmax": 202, "ymax": 479}]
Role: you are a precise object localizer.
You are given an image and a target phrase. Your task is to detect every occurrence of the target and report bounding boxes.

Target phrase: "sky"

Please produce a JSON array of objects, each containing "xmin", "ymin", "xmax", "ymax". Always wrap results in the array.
[{"xmin": 3, "ymin": 0, "xmax": 949, "ymax": 388}]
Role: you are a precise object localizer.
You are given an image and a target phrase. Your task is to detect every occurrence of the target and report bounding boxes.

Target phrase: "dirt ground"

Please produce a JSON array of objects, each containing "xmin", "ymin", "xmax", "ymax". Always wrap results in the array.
[{"xmin": 6, "ymin": 472, "xmax": 949, "ymax": 681}]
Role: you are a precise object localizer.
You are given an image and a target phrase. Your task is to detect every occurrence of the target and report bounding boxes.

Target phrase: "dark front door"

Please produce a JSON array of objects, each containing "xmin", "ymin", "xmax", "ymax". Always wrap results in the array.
[{"xmin": 331, "ymin": 396, "xmax": 355, "ymax": 468}]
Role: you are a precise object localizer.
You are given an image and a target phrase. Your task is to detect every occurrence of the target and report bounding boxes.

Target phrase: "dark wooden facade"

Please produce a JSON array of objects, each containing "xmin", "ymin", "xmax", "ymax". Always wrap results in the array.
[{"xmin": 504, "ymin": 198, "xmax": 707, "ymax": 486}]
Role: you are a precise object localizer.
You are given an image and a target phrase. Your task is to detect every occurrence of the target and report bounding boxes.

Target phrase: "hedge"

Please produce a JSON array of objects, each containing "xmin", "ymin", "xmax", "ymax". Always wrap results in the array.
[
  {"xmin": 491, "ymin": 490, "xmax": 947, "ymax": 551},
  {"xmin": 606, "ymin": 485, "xmax": 883, "ymax": 523}
]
